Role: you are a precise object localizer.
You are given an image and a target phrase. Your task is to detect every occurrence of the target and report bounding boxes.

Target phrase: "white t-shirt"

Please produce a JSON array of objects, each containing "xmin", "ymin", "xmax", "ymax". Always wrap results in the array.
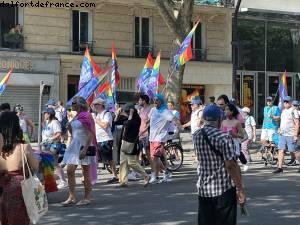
[
  {"xmin": 19, "ymin": 115, "xmax": 28, "ymax": 133},
  {"xmin": 42, "ymin": 120, "xmax": 61, "ymax": 141},
  {"xmin": 244, "ymin": 115, "xmax": 256, "ymax": 140},
  {"xmin": 280, "ymin": 107, "xmax": 299, "ymax": 136},
  {"xmin": 94, "ymin": 111, "xmax": 113, "ymax": 142},
  {"xmin": 149, "ymin": 108, "xmax": 175, "ymax": 142},
  {"xmin": 191, "ymin": 108, "xmax": 203, "ymax": 134}
]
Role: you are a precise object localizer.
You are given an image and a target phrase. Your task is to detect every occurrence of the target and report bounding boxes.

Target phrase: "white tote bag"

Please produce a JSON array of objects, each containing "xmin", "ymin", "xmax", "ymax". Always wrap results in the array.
[{"xmin": 21, "ymin": 146, "xmax": 48, "ymax": 224}]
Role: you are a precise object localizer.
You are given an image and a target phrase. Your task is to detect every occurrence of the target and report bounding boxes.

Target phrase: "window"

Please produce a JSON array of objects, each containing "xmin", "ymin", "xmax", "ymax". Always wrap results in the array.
[
  {"xmin": 191, "ymin": 22, "xmax": 206, "ymax": 61},
  {"xmin": 0, "ymin": 6, "xmax": 20, "ymax": 48},
  {"xmin": 67, "ymin": 75, "xmax": 79, "ymax": 100},
  {"xmin": 72, "ymin": 10, "xmax": 92, "ymax": 52},
  {"xmin": 135, "ymin": 17, "xmax": 152, "ymax": 57}
]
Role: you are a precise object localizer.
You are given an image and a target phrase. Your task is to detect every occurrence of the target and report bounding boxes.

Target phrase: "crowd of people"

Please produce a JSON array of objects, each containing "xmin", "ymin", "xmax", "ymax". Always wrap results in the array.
[{"xmin": 0, "ymin": 92, "xmax": 299, "ymax": 225}]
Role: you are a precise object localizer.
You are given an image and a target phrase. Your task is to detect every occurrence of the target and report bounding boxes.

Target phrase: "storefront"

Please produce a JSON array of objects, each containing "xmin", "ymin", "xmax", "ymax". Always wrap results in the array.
[
  {"xmin": 0, "ymin": 52, "xmax": 60, "ymax": 126},
  {"xmin": 237, "ymin": 10, "xmax": 300, "ymax": 124}
]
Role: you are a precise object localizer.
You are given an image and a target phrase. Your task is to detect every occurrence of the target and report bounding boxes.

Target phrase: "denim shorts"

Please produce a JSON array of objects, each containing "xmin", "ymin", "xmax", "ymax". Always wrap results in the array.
[{"xmin": 278, "ymin": 135, "xmax": 297, "ymax": 152}]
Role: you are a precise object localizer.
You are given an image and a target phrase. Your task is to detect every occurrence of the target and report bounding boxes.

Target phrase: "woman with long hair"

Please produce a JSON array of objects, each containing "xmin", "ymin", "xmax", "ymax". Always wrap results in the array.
[
  {"xmin": 0, "ymin": 112, "xmax": 39, "ymax": 225},
  {"xmin": 62, "ymin": 96, "xmax": 97, "ymax": 206}
]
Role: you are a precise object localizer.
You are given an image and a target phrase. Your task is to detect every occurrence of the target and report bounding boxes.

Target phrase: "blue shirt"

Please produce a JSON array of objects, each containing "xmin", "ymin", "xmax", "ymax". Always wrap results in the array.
[{"xmin": 262, "ymin": 106, "xmax": 280, "ymax": 130}]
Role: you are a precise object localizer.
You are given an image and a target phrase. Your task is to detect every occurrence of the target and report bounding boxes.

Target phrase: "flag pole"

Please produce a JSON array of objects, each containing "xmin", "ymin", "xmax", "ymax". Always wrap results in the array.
[{"xmin": 162, "ymin": 64, "xmax": 177, "ymax": 94}]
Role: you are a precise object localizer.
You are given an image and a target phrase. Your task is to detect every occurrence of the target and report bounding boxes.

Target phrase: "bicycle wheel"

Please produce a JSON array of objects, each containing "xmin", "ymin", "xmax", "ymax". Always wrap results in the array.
[{"xmin": 165, "ymin": 143, "xmax": 184, "ymax": 171}]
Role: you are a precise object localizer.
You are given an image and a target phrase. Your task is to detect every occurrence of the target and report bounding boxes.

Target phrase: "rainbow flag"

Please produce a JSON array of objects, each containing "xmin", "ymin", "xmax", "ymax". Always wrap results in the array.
[
  {"xmin": 174, "ymin": 21, "xmax": 200, "ymax": 70},
  {"xmin": 136, "ymin": 53, "xmax": 165, "ymax": 95},
  {"xmin": 0, "ymin": 68, "xmax": 13, "ymax": 96},
  {"xmin": 68, "ymin": 67, "xmax": 110, "ymax": 106},
  {"xmin": 78, "ymin": 48, "xmax": 102, "ymax": 90},
  {"xmin": 40, "ymin": 153, "xmax": 58, "ymax": 193},
  {"xmin": 278, "ymin": 70, "xmax": 288, "ymax": 108},
  {"xmin": 147, "ymin": 51, "xmax": 161, "ymax": 98},
  {"xmin": 111, "ymin": 42, "xmax": 120, "ymax": 103}
]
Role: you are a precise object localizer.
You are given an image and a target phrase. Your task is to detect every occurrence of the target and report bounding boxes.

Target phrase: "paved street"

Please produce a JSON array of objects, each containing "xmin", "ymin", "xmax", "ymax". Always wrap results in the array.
[{"xmin": 37, "ymin": 134, "xmax": 300, "ymax": 225}]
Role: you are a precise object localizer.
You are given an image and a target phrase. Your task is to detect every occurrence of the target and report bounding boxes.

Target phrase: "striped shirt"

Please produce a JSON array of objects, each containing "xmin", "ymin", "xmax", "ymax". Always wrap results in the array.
[{"xmin": 193, "ymin": 125, "xmax": 236, "ymax": 197}]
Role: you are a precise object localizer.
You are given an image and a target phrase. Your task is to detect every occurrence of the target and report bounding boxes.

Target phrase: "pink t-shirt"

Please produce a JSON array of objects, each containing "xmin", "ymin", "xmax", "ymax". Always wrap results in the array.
[{"xmin": 138, "ymin": 106, "xmax": 152, "ymax": 139}]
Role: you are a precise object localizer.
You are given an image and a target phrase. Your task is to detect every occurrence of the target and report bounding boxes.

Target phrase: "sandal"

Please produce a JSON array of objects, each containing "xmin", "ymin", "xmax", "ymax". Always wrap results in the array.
[
  {"xmin": 76, "ymin": 199, "xmax": 91, "ymax": 206},
  {"xmin": 61, "ymin": 199, "xmax": 76, "ymax": 207}
]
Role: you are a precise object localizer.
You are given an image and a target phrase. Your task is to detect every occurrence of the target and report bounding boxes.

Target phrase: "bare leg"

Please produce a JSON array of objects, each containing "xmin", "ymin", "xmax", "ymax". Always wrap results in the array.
[
  {"xmin": 65, "ymin": 164, "xmax": 77, "ymax": 201},
  {"xmin": 81, "ymin": 165, "xmax": 92, "ymax": 200},
  {"xmin": 109, "ymin": 160, "xmax": 118, "ymax": 178},
  {"xmin": 277, "ymin": 149, "xmax": 285, "ymax": 168}
]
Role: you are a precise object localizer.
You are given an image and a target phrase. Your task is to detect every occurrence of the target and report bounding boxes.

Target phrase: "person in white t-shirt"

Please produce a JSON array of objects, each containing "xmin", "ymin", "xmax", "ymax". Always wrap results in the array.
[
  {"xmin": 182, "ymin": 96, "xmax": 204, "ymax": 134},
  {"xmin": 41, "ymin": 108, "xmax": 67, "ymax": 188},
  {"xmin": 91, "ymin": 98, "xmax": 118, "ymax": 184},
  {"xmin": 45, "ymin": 98, "xmax": 63, "ymax": 122},
  {"xmin": 273, "ymin": 96, "xmax": 300, "ymax": 173},
  {"xmin": 148, "ymin": 94, "xmax": 180, "ymax": 184},
  {"xmin": 241, "ymin": 107, "xmax": 256, "ymax": 171},
  {"xmin": 167, "ymin": 100, "xmax": 181, "ymax": 137}
]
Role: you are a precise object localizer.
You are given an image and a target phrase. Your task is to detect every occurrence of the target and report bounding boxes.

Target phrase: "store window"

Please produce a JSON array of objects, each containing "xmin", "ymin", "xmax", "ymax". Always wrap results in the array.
[
  {"xmin": 135, "ymin": 17, "xmax": 152, "ymax": 57},
  {"xmin": 72, "ymin": 10, "xmax": 92, "ymax": 52},
  {"xmin": 181, "ymin": 84, "xmax": 205, "ymax": 124}
]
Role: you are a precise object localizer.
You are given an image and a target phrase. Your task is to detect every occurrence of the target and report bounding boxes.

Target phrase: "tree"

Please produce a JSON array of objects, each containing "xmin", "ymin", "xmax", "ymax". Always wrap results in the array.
[{"xmin": 153, "ymin": 0, "xmax": 194, "ymax": 105}]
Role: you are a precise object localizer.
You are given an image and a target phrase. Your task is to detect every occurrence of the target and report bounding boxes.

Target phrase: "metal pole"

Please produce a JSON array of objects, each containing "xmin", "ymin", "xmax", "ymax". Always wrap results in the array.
[
  {"xmin": 264, "ymin": 20, "xmax": 268, "ymax": 98},
  {"xmin": 232, "ymin": 0, "xmax": 242, "ymax": 98},
  {"xmin": 37, "ymin": 81, "xmax": 45, "ymax": 147}
]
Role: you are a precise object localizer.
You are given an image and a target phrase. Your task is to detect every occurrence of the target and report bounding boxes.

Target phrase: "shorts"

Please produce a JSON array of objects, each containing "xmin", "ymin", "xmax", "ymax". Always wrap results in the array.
[
  {"xmin": 139, "ymin": 136, "xmax": 150, "ymax": 152},
  {"xmin": 150, "ymin": 142, "xmax": 165, "ymax": 160},
  {"xmin": 261, "ymin": 129, "xmax": 276, "ymax": 142},
  {"xmin": 98, "ymin": 140, "xmax": 113, "ymax": 162},
  {"xmin": 278, "ymin": 135, "xmax": 297, "ymax": 152}
]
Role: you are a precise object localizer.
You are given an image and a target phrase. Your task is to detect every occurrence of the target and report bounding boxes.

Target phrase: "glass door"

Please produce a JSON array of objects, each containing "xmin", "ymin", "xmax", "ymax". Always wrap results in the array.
[{"xmin": 242, "ymin": 73, "xmax": 255, "ymax": 115}]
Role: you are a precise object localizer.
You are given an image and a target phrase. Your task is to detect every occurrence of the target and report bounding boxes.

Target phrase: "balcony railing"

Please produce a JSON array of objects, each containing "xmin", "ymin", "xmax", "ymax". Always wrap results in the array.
[
  {"xmin": 191, "ymin": 48, "xmax": 207, "ymax": 61},
  {"xmin": 0, "ymin": 33, "xmax": 24, "ymax": 51},
  {"xmin": 71, "ymin": 40, "xmax": 94, "ymax": 54},
  {"xmin": 134, "ymin": 44, "xmax": 153, "ymax": 58},
  {"xmin": 195, "ymin": 0, "xmax": 234, "ymax": 7}
]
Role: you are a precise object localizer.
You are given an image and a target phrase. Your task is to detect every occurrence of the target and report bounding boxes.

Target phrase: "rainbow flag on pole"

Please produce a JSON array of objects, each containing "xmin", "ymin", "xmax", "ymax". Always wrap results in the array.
[
  {"xmin": 78, "ymin": 48, "xmax": 102, "ymax": 90},
  {"xmin": 111, "ymin": 42, "xmax": 120, "ymax": 103},
  {"xmin": 136, "ymin": 53, "xmax": 154, "ymax": 92},
  {"xmin": 278, "ymin": 70, "xmax": 288, "ymax": 108},
  {"xmin": 0, "ymin": 68, "xmax": 13, "ymax": 96},
  {"xmin": 147, "ymin": 51, "xmax": 161, "ymax": 97},
  {"xmin": 174, "ymin": 21, "xmax": 200, "ymax": 70}
]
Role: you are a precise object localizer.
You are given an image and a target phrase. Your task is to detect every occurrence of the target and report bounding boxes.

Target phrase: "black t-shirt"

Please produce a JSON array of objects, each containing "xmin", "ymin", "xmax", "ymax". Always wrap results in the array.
[{"xmin": 122, "ymin": 113, "xmax": 141, "ymax": 155}]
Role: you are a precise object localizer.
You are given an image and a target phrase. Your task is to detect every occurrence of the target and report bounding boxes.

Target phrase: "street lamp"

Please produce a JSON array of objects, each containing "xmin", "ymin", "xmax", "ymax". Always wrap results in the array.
[{"xmin": 37, "ymin": 81, "xmax": 45, "ymax": 146}]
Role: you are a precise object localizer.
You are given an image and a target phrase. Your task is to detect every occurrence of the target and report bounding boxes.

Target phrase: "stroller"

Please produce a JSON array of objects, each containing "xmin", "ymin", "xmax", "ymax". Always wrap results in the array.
[{"xmin": 261, "ymin": 132, "xmax": 279, "ymax": 166}]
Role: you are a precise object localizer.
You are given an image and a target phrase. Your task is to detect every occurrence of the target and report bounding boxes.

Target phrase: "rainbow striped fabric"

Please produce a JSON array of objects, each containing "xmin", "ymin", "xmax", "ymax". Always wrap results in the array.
[
  {"xmin": 78, "ymin": 48, "xmax": 102, "ymax": 90},
  {"xmin": 174, "ymin": 21, "xmax": 200, "ymax": 70},
  {"xmin": 111, "ymin": 42, "xmax": 120, "ymax": 103},
  {"xmin": 40, "ymin": 153, "xmax": 58, "ymax": 193},
  {"xmin": 0, "ymin": 68, "xmax": 13, "ymax": 96},
  {"xmin": 137, "ymin": 53, "xmax": 155, "ymax": 92},
  {"xmin": 278, "ymin": 70, "xmax": 288, "ymax": 108}
]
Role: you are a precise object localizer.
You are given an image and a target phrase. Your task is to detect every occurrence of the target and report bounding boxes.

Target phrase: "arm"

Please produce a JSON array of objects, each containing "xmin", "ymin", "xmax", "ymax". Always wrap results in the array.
[
  {"xmin": 252, "ymin": 126, "xmax": 257, "ymax": 142},
  {"xmin": 225, "ymin": 160, "xmax": 246, "ymax": 205},
  {"xmin": 182, "ymin": 120, "xmax": 191, "ymax": 129},
  {"xmin": 95, "ymin": 118, "xmax": 109, "ymax": 129},
  {"xmin": 24, "ymin": 144, "xmax": 39, "ymax": 171},
  {"xmin": 294, "ymin": 118, "xmax": 299, "ymax": 142},
  {"xmin": 25, "ymin": 117, "xmax": 35, "ymax": 136}
]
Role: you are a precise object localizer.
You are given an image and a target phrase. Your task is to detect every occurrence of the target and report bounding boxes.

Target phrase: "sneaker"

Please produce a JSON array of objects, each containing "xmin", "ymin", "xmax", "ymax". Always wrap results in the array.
[
  {"xmin": 107, "ymin": 177, "xmax": 119, "ymax": 184},
  {"xmin": 273, "ymin": 168, "xmax": 283, "ymax": 174},
  {"xmin": 57, "ymin": 181, "xmax": 68, "ymax": 189},
  {"xmin": 149, "ymin": 176, "xmax": 160, "ymax": 184},
  {"xmin": 128, "ymin": 172, "xmax": 138, "ymax": 181},
  {"xmin": 160, "ymin": 171, "xmax": 172, "ymax": 183},
  {"xmin": 287, "ymin": 160, "xmax": 297, "ymax": 166},
  {"xmin": 243, "ymin": 165, "xmax": 249, "ymax": 172}
]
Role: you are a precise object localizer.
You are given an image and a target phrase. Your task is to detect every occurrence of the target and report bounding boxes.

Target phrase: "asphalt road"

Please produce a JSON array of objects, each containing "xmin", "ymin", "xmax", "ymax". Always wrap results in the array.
[{"xmin": 36, "ymin": 134, "xmax": 300, "ymax": 225}]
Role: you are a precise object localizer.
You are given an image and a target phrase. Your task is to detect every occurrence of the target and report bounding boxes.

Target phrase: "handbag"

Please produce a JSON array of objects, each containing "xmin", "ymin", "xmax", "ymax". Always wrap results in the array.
[
  {"xmin": 120, "ymin": 140, "xmax": 136, "ymax": 154},
  {"xmin": 21, "ymin": 145, "xmax": 48, "ymax": 224},
  {"xmin": 81, "ymin": 146, "xmax": 96, "ymax": 156}
]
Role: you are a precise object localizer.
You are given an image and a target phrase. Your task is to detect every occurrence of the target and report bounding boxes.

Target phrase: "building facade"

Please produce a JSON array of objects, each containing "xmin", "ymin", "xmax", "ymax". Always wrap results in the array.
[
  {"xmin": 235, "ymin": 0, "xmax": 300, "ymax": 124},
  {"xmin": 0, "ymin": 0, "xmax": 234, "ymax": 124}
]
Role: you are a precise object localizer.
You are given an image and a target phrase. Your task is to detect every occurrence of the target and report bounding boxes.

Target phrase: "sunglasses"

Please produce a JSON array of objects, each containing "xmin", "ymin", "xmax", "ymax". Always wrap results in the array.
[{"xmin": 284, "ymin": 101, "xmax": 290, "ymax": 103}]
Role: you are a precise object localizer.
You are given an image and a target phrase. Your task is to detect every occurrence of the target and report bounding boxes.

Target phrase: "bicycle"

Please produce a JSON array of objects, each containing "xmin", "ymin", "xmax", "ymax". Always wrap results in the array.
[{"xmin": 163, "ymin": 132, "xmax": 184, "ymax": 172}]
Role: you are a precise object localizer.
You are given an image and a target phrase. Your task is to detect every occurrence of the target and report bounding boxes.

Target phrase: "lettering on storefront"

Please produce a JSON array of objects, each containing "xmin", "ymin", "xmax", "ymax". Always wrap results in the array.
[{"xmin": 0, "ymin": 59, "xmax": 33, "ymax": 71}]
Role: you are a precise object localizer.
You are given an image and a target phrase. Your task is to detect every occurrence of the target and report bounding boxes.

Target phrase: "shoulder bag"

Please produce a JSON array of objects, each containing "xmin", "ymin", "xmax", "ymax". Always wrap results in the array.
[{"xmin": 21, "ymin": 145, "xmax": 48, "ymax": 224}]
